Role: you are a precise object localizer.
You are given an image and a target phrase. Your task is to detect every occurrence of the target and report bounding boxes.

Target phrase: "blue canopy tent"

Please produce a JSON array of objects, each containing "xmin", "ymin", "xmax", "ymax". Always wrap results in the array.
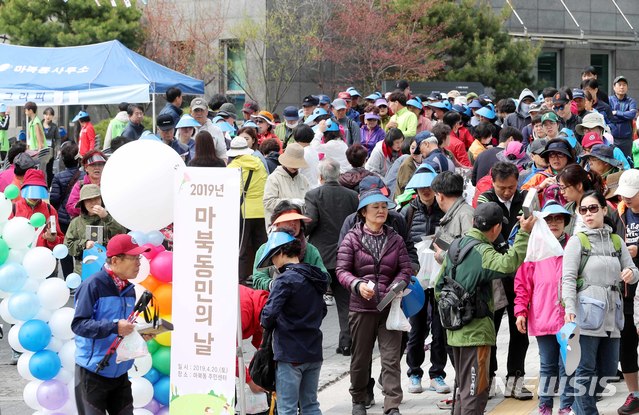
[{"xmin": 0, "ymin": 40, "xmax": 204, "ymax": 107}]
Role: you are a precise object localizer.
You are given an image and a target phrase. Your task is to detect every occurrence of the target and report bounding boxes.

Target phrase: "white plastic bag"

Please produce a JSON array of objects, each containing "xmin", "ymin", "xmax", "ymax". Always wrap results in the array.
[
  {"xmin": 386, "ymin": 296, "xmax": 411, "ymax": 332},
  {"xmin": 116, "ymin": 330, "xmax": 149, "ymax": 363},
  {"xmin": 415, "ymin": 239, "xmax": 440, "ymax": 289},
  {"xmin": 235, "ymin": 378, "xmax": 269, "ymax": 414},
  {"xmin": 525, "ymin": 212, "xmax": 564, "ymax": 262}
]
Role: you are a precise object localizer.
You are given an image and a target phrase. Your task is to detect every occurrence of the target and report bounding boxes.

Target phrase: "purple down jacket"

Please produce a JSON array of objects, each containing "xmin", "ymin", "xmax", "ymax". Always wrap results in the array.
[{"xmin": 336, "ymin": 223, "xmax": 412, "ymax": 312}]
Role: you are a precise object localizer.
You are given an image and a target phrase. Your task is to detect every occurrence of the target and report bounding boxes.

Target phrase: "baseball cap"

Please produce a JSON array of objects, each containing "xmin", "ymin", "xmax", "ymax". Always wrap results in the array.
[
  {"xmin": 614, "ymin": 75, "xmax": 628, "ymax": 85},
  {"xmin": 190, "ymin": 97, "xmax": 208, "ymax": 111},
  {"xmin": 346, "ymin": 87, "xmax": 361, "ymax": 97},
  {"xmin": 331, "ymin": 99, "xmax": 347, "ymax": 111},
  {"xmin": 616, "ymin": 169, "xmax": 639, "ymax": 198},
  {"xmin": 337, "ymin": 92, "xmax": 352, "ymax": 101},
  {"xmin": 541, "ymin": 112, "xmax": 559, "ymax": 123},
  {"xmin": 359, "ymin": 176, "xmax": 389, "ymax": 197},
  {"xmin": 374, "ymin": 98, "xmax": 388, "ymax": 107},
  {"xmin": 582, "ymin": 65, "xmax": 597, "ymax": 76},
  {"xmin": 318, "ymin": 95, "xmax": 331, "ymax": 105},
  {"xmin": 552, "ymin": 91, "xmax": 570, "ymax": 105},
  {"xmin": 71, "ymin": 111, "xmax": 89, "ymax": 123},
  {"xmin": 283, "ymin": 106, "xmax": 300, "ymax": 121},
  {"xmin": 156, "ymin": 114, "xmax": 176, "ymax": 131},
  {"xmin": 572, "ymin": 89, "xmax": 585, "ymax": 99},
  {"xmin": 474, "ymin": 201, "xmax": 508, "ymax": 229},
  {"xmin": 106, "ymin": 234, "xmax": 152, "ymax": 258},
  {"xmin": 413, "ymin": 131, "xmax": 436, "ymax": 155},
  {"xmin": 242, "ymin": 101, "xmax": 259, "ymax": 114},
  {"xmin": 302, "ymin": 95, "xmax": 319, "ymax": 107},
  {"xmin": 529, "ymin": 102, "xmax": 543, "ymax": 113},
  {"xmin": 528, "ymin": 139, "xmax": 548, "ymax": 155},
  {"xmin": 581, "ymin": 131, "xmax": 604, "ymax": 149}
]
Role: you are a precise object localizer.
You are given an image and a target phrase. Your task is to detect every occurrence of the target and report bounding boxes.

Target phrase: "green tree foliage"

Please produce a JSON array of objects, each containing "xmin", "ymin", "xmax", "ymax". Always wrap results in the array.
[
  {"xmin": 424, "ymin": 0, "xmax": 541, "ymax": 99},
  {"xmin": 0, "ymin": 0, "xmax": 143, "ymax": 49}
]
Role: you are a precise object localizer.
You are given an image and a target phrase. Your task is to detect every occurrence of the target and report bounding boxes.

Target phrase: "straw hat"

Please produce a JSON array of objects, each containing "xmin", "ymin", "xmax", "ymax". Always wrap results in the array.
[{"xmin": 278, "ymin": 143, "xmax": 308, "ymax": 169}]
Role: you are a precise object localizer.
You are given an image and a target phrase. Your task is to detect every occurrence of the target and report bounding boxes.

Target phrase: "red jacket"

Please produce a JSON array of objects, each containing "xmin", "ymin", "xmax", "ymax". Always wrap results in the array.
[
  {"xmin": 453, "ymin": 126, "xmax": 474, "ymax": 150},
  {"xmin": 237, "ymin": 285, "xmax": 268, "ymax": 383},
  {"xmin": 446, "ymin": 136, "xmax": 471, "ymax": 167},
  {"xmin": 10, "ymin": 199, "xmax": 64, "ymax": 248}
]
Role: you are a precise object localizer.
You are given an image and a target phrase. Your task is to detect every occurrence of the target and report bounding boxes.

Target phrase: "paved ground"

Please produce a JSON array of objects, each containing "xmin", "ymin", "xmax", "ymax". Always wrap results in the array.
[{"xmin": 0, "ymin": 302, "xmax": 633, "ymax": 414}]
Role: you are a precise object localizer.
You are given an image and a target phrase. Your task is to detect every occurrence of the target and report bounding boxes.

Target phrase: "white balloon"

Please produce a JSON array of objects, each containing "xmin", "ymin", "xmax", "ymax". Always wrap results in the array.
[
  {"xmin": 130, "ymin": 377, "xmax": 154, "ymax": 408},
  {"xmin": 23, "ymin": 247, "xmax": 57, "ymax": 280},
  {"xmin": 8, "ymin": 323, "xmax": 26, "ymax": 352},
  {"xmin": 133, "ymin": 410, "xmax": 153, "ymax": 415},
  {"xmin": 57, "ymin": 389, "xmax": 78, "ymax": 415},
  {"xmin": 23, "ymin": 379, "xmax": 43, "ymax": 410},
  {"xmin": 101, "ymin": 140, "xmax": 186, "ymax": 232},
  {"xmin": 34, "ymin": 307, "xmax": 51, "ymax": 322},
  {"xmin": 49, "ymin": 308, "xmax": 75, "ymax": 340},
  {"xmin": 2, "ymin": 217, "xmax": 35, "ymax": 249},
  {"xmin": 22, "ymin": 278, "xmax": 41, "ymax": 293},
  {"xmin": 37, "ymin": 278, "xmax": 70, "ymax": 310},
  {"xmin": 130, "ymin": 256, "xmax": 150, "ymax": 285},
  {"xmin": 47, "ymin": 336, "xmax": 63, "ymax": 352},
  {"xmin": 54, "ymin": 367, "xmax": 73, "ymax": 384},
  {"xmin": 17, "ymin": 351, "xmax": 35, "ymax": 380},
  {"xmin": 7, "ymin": 247, "xmax": 27, "ymax": 264},
  {"xmin": 58, "ymin": 340, "xmax": 76, "ymax": 370},
  {"xmin": 0, "ymin": 297, "xmax": 18, "ymax": 324},
  {"xmin": 128, "ymin": 354, "xmax": 153, "ymax": 378}
]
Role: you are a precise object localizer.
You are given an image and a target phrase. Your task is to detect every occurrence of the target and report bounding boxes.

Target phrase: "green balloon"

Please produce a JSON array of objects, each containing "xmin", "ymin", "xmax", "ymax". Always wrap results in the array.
[
  {"xmin": 4, "ymin": 184, "xmax": 19, "ymax": 200},
  {"xmin": 146, "ymin": 338, "xmax": 160, "ymax": 355},
  {"xmin": 0, "ymin": 239, "xmax": 9, "ymax": 266},
  {"xmin": 30, "ymin": 212, "xmax": 47, "ymax": 228},
  {"xmin": 152, "ymin": 346, "xmax": 171, "ymax": 375}
]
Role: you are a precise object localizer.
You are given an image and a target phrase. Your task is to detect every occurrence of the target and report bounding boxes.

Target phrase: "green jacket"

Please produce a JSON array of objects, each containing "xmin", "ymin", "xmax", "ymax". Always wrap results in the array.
[
  {"xmin": 64, "ymin": 213, "xmax": 127, "ymax": 274},
  {"xmin": 251, "ymin": 241, "xmax": 328, "ymax": 291},
  {"xmin": 434, "ymin": 227, "xmax": 530, "ymax": 347}
]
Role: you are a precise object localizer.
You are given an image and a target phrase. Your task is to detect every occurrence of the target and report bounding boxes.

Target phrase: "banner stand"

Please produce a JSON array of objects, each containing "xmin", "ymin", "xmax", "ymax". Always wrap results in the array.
[{"xmin": 236, "ymin": 289, "xmax": 246, "ymax": 415}]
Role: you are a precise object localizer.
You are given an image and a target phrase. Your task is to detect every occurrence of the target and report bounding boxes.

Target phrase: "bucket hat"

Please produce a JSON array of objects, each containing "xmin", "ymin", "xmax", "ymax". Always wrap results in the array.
[{"xmin": 278, "ymin": 143, "xmax": 308, "ymax": 169}]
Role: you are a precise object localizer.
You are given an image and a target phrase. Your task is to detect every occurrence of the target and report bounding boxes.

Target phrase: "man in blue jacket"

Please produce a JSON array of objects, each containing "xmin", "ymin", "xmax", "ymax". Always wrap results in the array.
[
  {"xmin": 72, "ymin": 234, "xmax": 151, "ymax": 415},
  {"xmin": 609, "ymin": 75, "xmax": 637, "ymax": 163}
]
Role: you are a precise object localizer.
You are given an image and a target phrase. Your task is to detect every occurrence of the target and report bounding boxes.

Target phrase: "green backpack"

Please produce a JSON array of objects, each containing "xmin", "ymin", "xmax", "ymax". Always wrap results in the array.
[{"xmin": 575, "ymin": 232, "xmax": 623, "ymax": 290}]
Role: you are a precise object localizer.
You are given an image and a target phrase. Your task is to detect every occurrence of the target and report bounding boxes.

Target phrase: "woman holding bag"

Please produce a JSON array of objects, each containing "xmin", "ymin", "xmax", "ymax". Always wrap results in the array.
[
  {"xmin": 514, "ymin": 201, "xmax": 574, "ymax": 415},
  {"xmin": 562, "ymin": 190, "xmax": 639, "ymax": 414},
  {"xmin": 337, "ymin": 189, "xmax": 412, "ymax": 415}
]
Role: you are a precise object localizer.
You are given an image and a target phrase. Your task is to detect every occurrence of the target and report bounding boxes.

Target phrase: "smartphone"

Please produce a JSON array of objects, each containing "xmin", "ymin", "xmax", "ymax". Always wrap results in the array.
[
  {"xmin": 522, "ymin": 188, "xmax": 539, "ymax": 219},
  {"xmin": 48, "ymin": 216, "xmax": 56, "ymax": 235}
]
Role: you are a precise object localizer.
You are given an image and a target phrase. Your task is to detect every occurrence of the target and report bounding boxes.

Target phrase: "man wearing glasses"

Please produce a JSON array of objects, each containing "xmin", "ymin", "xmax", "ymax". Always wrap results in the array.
[
  {"xmin": 190, "ymin": 97, "xmax": 228, "ymax": 163},
  {"xmin": 552, "ymin": 89, "xmax": 581, "ymax": 134},
  {"xmin": 72, "ymin": 234, "xmax": 152, "ymax": 415}
]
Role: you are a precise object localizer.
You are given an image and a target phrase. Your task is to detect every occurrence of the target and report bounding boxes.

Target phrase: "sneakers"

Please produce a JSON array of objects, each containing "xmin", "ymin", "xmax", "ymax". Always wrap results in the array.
[
  {"xmin": 408, "ymin": 375, "xmax": 423, "ymax": 394},
  {"xmin": 336, "ymin": 346, "xmax": 351, "ymax": 356},
  {"xmin": 385, "ymin": 409, "xmax": 401, "ymax": 415},
  {"xmin": 539, "ymin": 403, "xmax": 552, "ymax": 415},
  {"xmin": 619, "ymin": 393, "xmax": 639, "ymax": 415},
  {"xmin": 352, "ymin": 402, "xmax": 367, "ymax": 415},
  {"xmin": 488, "ymin": 377, "xmax": 496, "ymax": 399},
  {"xmin": 365, "ymin": 378, "xmax": 375, "ymax": 409},
  {"xmin": 505, "ymin": 377, "xmax": 533, "ymax": 400},
  {"xmin": 10, "ymin": 350, "xmax": 21, "ymax": 365},
  {"xmin": 557, "ymin": 408, "xmax": 573, "ymax": 415},
  {"xmin": 429, "ymin": 376, "xmax": 451, "ymax": 394},
  {"xmin": 324, "ymin": 294, "xmax": 335, "ymax": 306}
]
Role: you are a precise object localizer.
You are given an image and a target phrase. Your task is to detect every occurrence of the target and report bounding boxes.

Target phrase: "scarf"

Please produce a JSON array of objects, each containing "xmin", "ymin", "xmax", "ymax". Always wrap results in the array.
[
  {"xmin": 105, "ymin": 265, "xmax": 129, "ymax": 292},
  {"xmin": 283, "ymin": 166, "xmax": 298, "ymax": 178},
  {"xmin": 381, "ymin": 141, "xmax": 394, "ymax": 160}
]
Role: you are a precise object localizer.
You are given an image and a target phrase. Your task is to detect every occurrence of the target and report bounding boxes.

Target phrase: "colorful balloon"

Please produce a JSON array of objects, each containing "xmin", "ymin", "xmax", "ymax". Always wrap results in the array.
[
  {"xmin": 151, "ymin": 346, "xmax": 171, "ymax": 375},
  {"xmin": 8, "ymin": 291, "xmax": 40, "ymax": 321},
  {"xmin": 143, "ymin": 367, "xmax": 161, "ymax": 385},
  {"xmin": 30, "ymin": 213, "xmax": 46, "ymax": 228},
  {"xmin": 153, "ymin": 284, "xmax": 172, "ymax": 316},
  {"xmin": 146, "ymin": 230, "xmax": 164, "ymax": 247},
  {"xmin": 4, "ymin": 184, "xmax": 19, "ymax": 200},
  {"xmin": 66, "ymin": 273, "xmax": 82, "ymax": 290},
  {"xmin": 18, "ymin": 319, "xmax": 51, "ymax": 352},
  {"xmin": 37, "ymin": 379, "xmax": 68, "ymax": 410},
  {"xmin": 153, "ymin": 375, "xmax": 171, "ymax": 406},
  {"xmin": 29, "ymin": 350, "xmax": 61, "ymax": 380},
  {"xmin": 0, "ymin": 262, "xmax": 28, "ymax": 292},
  {"xmin": 52, "ymin": 244, "xmax": 69, "ymax": 260},
  {"xmin": 150, "ymin": 251, "xmax": 172, "ymax": 283}
]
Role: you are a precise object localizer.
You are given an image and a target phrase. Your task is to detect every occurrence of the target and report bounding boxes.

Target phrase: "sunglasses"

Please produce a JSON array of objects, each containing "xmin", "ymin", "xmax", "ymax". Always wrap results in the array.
[
  {"xmin": 578, "ymin": 204, "xmax": 602, "ymax": 215},
  {"xmin": 544, "ymin": 214, "xmax": 565, "ymax": 224},
  {"xmin": 254, "ymin": 119, "xmax": 265, "ymax": 124},
  {"xmin": 553, "ymin": 105, "xmax": 565, "ymax": 111},
  {"xmin": 378, "ymin": 105, "xmax": 388, "ymax": 109}
]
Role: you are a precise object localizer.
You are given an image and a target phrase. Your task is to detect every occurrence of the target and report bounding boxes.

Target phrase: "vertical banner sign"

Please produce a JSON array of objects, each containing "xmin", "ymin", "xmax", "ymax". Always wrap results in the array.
[{"xmin": 170, "ymin": 167, "xmax": 240, "ymax": 414}]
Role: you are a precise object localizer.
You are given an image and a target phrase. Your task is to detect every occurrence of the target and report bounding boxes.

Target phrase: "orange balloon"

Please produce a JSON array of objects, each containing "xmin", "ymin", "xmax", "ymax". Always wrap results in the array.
[
  {"xmin": 153, "ymin": 283, "xmax": 173, "ymax": 315},
  {"xmin": 140, "ymin": 275, "xmax": 162, "ymax": 292}
]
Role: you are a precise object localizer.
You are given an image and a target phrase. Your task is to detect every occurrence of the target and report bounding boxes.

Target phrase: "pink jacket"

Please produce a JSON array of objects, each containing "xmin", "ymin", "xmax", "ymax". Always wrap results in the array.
[
  {"xmin": 65, "ymin": 174, "xmax": 91, "ymax": 219},
  {"xmin": 514, "ymin": 256, "xmax": 565, "ymax": 337}
]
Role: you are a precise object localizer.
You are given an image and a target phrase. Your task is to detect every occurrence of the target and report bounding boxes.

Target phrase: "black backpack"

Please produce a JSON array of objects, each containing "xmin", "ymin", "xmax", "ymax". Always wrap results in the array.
[
  {"xmin": 438, "ymin": 238, "xmax": 492, "ymax": 330},
  {"xmin": 249, "ymin": 328, "xmax": 277, "ymax": 392}
]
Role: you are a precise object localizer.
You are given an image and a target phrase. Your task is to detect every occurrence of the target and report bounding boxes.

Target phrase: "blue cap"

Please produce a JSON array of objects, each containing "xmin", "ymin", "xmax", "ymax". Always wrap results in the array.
[
  {"xmin": 414, "ymin": 131, "xmax": 434, "ymax": 151},
  {"xmin": 405, "ymin": 171, "xmax": 437, "ymax": 190},
  {"xmin": 426, "ymin": 101, "xmax": 449, "ymax": 110},
  {"xmin": 468, "ymin": 99, "xmax": 483, "ymax": 109},
  {"xmin": 21, "ymin": 185, "xmax": 49, "ymax": 200},
  {"xmin": 305, "ymin": 108, "xmax": 329, "ymax": 125},
  {"xmin": 476, "ymin": 106, "xmax": 496, "ymax": 120},
  {"xmin": 357, "ymin": 190, "xmax": 396, "ymax": 211},
  {"xmin": 312, "ymin": 118, "xmax": 339, "ymax": 133},
  {"xmin": 558, "ymin": 128, "xmax": 577, "ymax": 149},
  {"xmin": 365, "ymin": 92, "xmax": 382, "ymax": 101},
  {"xmin": 541, "ymin": 200, "xmax": 571, "ymax": 218},
  {"xmin": 283, "ymin": 106, "xmax": 300, "ymax": 121},
  {"xmin": 175, "ymin": 115, "xmax": 200, "ymax": 129},
  {"xmin": 346, "ymin": 87, "xmax": 361, "ymax": 97},
  {"xmin": 140, "ymin": 131, "xmax": 161, "ymax": 141},
  {"xmin": 256, "ymin": 231, "xmax": 296, "ymax": 268},
  {"xmin": 572, "ymin": 89, "xmax": 585, "ymax": 99},
  {"xmin": 318, "ymin": 95, "xmax": 331, "ymax": 105},
  {"xmin": 71, "ymin": 111, "xmax": 89, "ymax": 122},
  {"xmin": 406, "ymin": 98, "xmax": 423, "ymax": 110},
  {"xmin": 242, "ymin": 120, "xmax": 258, "ymax": 130}
]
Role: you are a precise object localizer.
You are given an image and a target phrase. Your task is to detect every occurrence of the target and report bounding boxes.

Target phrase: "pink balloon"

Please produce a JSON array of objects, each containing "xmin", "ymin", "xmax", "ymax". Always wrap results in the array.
[
  {"xmin": 150, "ymin": 251, "xmax": 172, "ymax": 283},
  {"xmin": 142, "ymin": 244, "xmax": 165, "ymax": 261}
]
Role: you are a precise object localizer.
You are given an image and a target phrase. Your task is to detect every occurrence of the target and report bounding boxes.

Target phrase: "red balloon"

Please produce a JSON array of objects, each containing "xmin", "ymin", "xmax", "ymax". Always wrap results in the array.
[{"xmin": 150, "ymin": 251, "xmax": 173, "ymax": 283}]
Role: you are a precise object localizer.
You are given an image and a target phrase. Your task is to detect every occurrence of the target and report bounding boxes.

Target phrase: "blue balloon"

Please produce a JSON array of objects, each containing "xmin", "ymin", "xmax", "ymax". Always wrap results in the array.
[
  {"xmin": 128, "ymin": 231, "xmax": 148, "ymax": 246},
  {"xmin": 52, "ymin": 244, "xmax": 69, "ymax": 260},
  {"xmin": 66, "ymin": 273, "xmax": 82, "ymax": 290},
  {"xmin": 18, "ymin": 319, "xmax": 51, "ymax": 352},
  {"xmin": 29, "ymin": 350, "xmax": 61, "ymax": 380},
  {"xmin": 146, "ymin": 231, "xmax": 165, "ymax": 247},
  {"xmin": 153, "ymin": 375, "xmax": 170, "ymax": 406},
  {"xmin": 0, "ymin": 262, "xmax": 28, "ymax": 293},
  {"xmin": 144, "ymin": 367, "xmax": 161, "ymax": 384},
  {"xmin": 8, "ymin": 291, "xmax": 40, "ymax": 321}
]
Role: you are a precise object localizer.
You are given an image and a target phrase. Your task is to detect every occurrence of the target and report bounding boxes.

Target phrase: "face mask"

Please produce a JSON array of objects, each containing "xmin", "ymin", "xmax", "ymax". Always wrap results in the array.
[
  {"xmin": 520, "ymin": 103, "xmax": 530, "ymax": 116},
  {"xmin": 286, "ymin": 121, "xmax": 298, "ymax": 129}
]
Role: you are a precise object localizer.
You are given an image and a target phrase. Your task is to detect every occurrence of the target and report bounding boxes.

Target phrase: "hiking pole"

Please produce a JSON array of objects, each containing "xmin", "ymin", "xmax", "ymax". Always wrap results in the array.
[
  {"xmin": 451, "ymin": 377, "xmax": 457, "ymax": 415},
  {"xmin": 96, "ymin": 290, "xmax": 154, "ymax": 373}
]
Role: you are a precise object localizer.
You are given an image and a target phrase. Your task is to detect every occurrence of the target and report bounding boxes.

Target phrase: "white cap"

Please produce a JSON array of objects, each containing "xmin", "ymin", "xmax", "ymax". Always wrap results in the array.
[{"xmin": 615, "ymin": 169, "xmax": 639, "ymax": 198}]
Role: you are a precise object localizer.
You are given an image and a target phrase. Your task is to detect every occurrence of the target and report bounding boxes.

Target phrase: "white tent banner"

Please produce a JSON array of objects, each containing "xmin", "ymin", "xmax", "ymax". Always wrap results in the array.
[
  {"xmin": 170, "ymin": 167, "xmax": 240, "ymax": 414},
  {"xmin": 0, "ymin": 84, "xmax": 150, "ymax": 106}
]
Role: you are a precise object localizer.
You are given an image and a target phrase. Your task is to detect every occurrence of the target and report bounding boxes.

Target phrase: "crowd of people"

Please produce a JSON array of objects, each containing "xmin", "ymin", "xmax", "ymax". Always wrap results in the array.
[{"xmin": 4, "ymin": 65, "xmax": 639, "ymax": 415}]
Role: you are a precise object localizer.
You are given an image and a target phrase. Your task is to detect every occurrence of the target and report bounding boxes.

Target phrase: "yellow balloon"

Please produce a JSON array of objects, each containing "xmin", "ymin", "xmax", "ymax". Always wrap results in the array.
[{"xmin": 156, "ymin": 331, "xmax": 171, "ymax": 346}]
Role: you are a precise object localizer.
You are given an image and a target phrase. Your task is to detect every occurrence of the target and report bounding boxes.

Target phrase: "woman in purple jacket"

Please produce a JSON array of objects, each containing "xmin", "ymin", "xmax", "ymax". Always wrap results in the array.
[{"xmin": 336, "ymin": 189, "xmax": 412, "ymax": 415}]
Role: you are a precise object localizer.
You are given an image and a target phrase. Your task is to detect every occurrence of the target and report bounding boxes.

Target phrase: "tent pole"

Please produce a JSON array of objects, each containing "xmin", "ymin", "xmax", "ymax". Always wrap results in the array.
[{"xmin": 152, "ymin": 93, "xmax": 157, "ymax": 134}]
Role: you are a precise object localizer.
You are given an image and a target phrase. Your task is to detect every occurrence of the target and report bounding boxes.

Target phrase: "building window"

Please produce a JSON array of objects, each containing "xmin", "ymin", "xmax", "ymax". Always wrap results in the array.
[
  {"xmin": 591, "ymin": 53, "xmax": 610, "ymax": 91},
  {"xmin": 222, "ymin": 40, "xmax": 247, "ymax": 93},
  {"xmin": 537, "ymin": 51, "xmax": 559, "ymax": 89}
]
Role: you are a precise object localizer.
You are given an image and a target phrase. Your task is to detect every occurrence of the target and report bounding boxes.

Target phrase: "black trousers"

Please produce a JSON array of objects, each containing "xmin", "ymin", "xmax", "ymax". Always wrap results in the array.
[
  {"xmin": 490, "ymin": 277, "xmax": 529, "ymax": 378},
  {"xmin": 239, "ymin": 217, "xmax": 267, "ymax": 286},
  {"xmin": 329, "ymin": 269, "xmax": 352, "ymax": 349},
  {"xmin": 75, "ymin": 365, "xmax": 133, "ymax": 415},
  {"xmin": 620, "ymin": 312, "xmax": 639, "ymax": 373}
]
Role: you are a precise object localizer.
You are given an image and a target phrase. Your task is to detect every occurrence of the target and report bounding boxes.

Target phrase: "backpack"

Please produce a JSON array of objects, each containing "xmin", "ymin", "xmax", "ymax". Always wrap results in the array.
[
  {"xmin": 538, "ymin": 171, "xmax": 567, "ymax": 206},
  {"xmin": 438, "ymin": 238, "xmax": 492, "ymax": 330},
  {"xmin": 575, "ymin": 231, "xmax": 622, "ymax": 291}
]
